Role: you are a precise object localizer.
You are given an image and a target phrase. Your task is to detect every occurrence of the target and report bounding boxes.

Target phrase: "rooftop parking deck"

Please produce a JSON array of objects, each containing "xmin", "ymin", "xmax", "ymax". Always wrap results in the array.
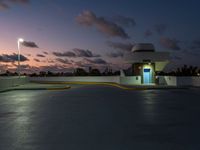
[{"xmin": 0, "ymin": 85, "xmax": 200, "ymax": 150}]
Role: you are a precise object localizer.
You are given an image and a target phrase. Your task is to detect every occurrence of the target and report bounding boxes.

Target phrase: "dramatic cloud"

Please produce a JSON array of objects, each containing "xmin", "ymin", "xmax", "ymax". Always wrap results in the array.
[
  {"xmin": 0, "ymin": 53, "xmax": 29, "ymax": 62},
  {"xmin": 76, "ymin": 10, "xmax": 96, "ymax": 26},
  {"xmin": 107, "ymin": 51, "xmax": 124, "ymax": 58},
  {"xmin": 17, "ymin": 64, "xmax": 30, "ymax": 70},
  {"xmin": 34, "ymin": 58, "xmax": 40, "ymax": 62},
  {"xmin": 74, "ymin": 59, "xmax": 110, "ymax": 69},
  {"xmin": 113, "ymin": 15, "xmax": 136, "ymax": 27},
  {"xmin": 39, "ymin": 65, "xmax": 74, "ymax": 72},
  {"xmin": 36, "ymin": 54, "xmax": 45, "ymax": 58},
  {"xmin": 107, "ymin": 41, "xmax": 134, "ymax": 51},
  {"xmin": 76, "ymin": 10, "xmax": 130, "ymax": 39},
  {"xmin": 0, "ymin": 0, "xmax": 29, "ymax": 10},
  {"xmin": 154, "ymin": 24, "xmax": 167, "ymax": 35},
  {"xmin": 83, "ymin": 58, "xmax": 108, "ymax": 65},
  {"xmin": 53, "ymin": 51, "xmax": 76, "ymax": 57},
  {"xmin": 56, "ymin": 58, "xmax": 71, "ymax": 64},
  {"xmin": 73, "ymin": 48, "xmax": 101, "ymax": 57},
  {"xmin": 43, "ymin": 51, "xmax": 48, "ymax": 55},
  {"xmin": 74, "ymin": 58, "xmax": 112, "ymax": 71},
  {"xmin": 0, "ymin": 64, "xmax": 9, "ymax": 72},
  {"xmin": 26, "ymin": 53, "xmax": 31, "ymax": 57},
  {"xmin": 47, "ymin": 59, "xmax": 55, "ymax": 63},
  {"xmin": 160, "ymin": 37, "xmax": 181, "ymax": 50},
  {"xmin": 53, "ymin": 49, "xmax": 100, "ymax": 58},
  {"xmin": 22, "ymin": 41, "xmax": 39, "ymax": 48}
]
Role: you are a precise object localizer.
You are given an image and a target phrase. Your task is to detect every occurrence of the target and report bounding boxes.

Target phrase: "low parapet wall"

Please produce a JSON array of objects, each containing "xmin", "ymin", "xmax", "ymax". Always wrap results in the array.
[
  {"xmin": 158, "ymin": 76, "xmax": 200, "ymax": 87},
  {"xmin": 164, "ymin": 76, "xmax": 177, "ymax": 86},
  {"xmin": 30, "ymin": 76, "xmax": 121, "ymax": 84},
  {"xmin": 176, "ymin": 77, "xmax": 200, "ymax": 86},
  {"xmin": 120, "ymin": 76, "xmax": 141, "ymax": 85},
  {"xmin": 30, "ymin": 76, "xmax": 142, "ymax": 85},
  {"xmin": 0, "ymin": 76, "xmax": 29, "ymax": 90}
]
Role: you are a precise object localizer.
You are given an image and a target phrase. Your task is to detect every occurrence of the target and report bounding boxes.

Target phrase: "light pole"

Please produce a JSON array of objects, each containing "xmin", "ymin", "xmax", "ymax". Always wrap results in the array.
[{"xmin": 17, "ymin": 38, "xmax": 24, "ymax": 78}]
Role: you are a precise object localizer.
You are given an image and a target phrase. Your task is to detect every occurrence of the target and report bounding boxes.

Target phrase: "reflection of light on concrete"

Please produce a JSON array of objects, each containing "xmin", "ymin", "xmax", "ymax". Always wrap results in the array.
[
  {"xmin": 7, "ymin": 91, "xmax": 36, "ymax": 147},
  {"xmin": 10, "ymin": 91, "xmax": 35, "ymax": 101},
  {"xmin": 140, "ymin": 90, "xmax": 159, "ymax": 124}
]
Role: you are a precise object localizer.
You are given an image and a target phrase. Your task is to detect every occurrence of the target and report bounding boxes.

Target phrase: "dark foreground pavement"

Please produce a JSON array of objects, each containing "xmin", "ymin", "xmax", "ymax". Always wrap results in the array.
[{"xmin": 0, "ymin": 85, "xmax": 200, "ymax": 150}]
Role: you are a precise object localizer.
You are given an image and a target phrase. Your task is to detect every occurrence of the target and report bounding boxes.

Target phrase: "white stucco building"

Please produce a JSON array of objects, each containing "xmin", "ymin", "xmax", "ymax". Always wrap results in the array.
[{"xmin": 125, "ymin": 43, "xmax": 170, "ymax": 84}]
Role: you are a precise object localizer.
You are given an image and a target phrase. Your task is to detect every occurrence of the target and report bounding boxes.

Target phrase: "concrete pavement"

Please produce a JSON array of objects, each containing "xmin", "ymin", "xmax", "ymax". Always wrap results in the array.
[
  {"xmin": 0, "ymin": 86, "xmax": 200, "ymax": 150},
  {"xmin": 0, "ymin": 80, "xmax": 192, "ymax": 93},
  {"xmin": 0, "ymin": 83, "xmax": 71, "ymax": 93},
  {"xmin": 31, "ymin": 81, "xmax": 188, "ymax": 90}
]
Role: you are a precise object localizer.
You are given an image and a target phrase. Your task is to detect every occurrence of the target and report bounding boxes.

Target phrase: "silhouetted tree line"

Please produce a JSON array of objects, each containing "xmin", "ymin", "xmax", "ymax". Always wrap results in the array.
[
  {"xmin": 30, "ymin": 67, "xmax": 120, "ymax": 77},
  {"xmin": 0, "ymin": 67, "xmax": 120, "ymax": 77},
  {"xmin": 157, "ymin": 65, "xmax": 200, "ymax": 76},
  {"xmin": 0, "ymin": 70, "xmax": 18, "ymax": 76},
  {"xmin": 1, "ymin": 65, "xmax": 199, "ymax": 77}
]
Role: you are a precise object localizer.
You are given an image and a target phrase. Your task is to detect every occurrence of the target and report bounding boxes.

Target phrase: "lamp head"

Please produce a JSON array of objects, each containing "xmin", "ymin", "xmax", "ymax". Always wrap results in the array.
[{"xmin": 18, "ymin": 38, "xmax": 24, "ymax": 43}]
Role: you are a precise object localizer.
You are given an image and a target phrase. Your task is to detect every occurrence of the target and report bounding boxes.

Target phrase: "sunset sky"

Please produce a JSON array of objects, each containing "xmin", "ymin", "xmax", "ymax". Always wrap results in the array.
[{"xmin": 0, "ymin": 0, "xmax": 200, "ymax": 73}]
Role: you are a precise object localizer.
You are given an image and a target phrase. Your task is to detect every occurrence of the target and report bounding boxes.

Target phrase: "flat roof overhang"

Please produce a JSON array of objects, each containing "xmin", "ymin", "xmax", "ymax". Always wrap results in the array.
[
  {"xmin": 124, "ymin": 52, "xmax": 170, "ymax": 63},
  {"xmin": 124, "ymin": 52, "xmax": 170, "ymax": 71}
]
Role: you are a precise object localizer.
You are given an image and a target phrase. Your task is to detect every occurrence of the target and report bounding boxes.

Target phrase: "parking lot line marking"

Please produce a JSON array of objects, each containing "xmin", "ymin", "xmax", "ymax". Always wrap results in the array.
[{"xmin": 47, "ymin": 86, "xmax": 71, "ymax": 91}]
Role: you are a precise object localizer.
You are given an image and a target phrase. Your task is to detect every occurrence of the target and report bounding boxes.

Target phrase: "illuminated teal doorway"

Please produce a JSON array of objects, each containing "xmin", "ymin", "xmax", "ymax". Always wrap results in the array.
[{"xmin": 143, "ymin": 68, "xmax": 152, "ymax": 84}]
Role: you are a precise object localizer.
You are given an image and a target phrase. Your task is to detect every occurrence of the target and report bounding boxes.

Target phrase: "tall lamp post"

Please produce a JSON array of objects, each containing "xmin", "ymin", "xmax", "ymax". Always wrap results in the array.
[{"xmin": 17, "ymin": 38, "xmax": 24, "ymax": 78}]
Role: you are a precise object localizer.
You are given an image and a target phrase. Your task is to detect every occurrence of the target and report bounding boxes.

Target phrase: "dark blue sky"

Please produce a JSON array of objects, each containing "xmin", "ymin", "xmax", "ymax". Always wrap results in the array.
[{"xmin": 0, "ymin": 0, "xmax": 200, "ymax": 72}]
